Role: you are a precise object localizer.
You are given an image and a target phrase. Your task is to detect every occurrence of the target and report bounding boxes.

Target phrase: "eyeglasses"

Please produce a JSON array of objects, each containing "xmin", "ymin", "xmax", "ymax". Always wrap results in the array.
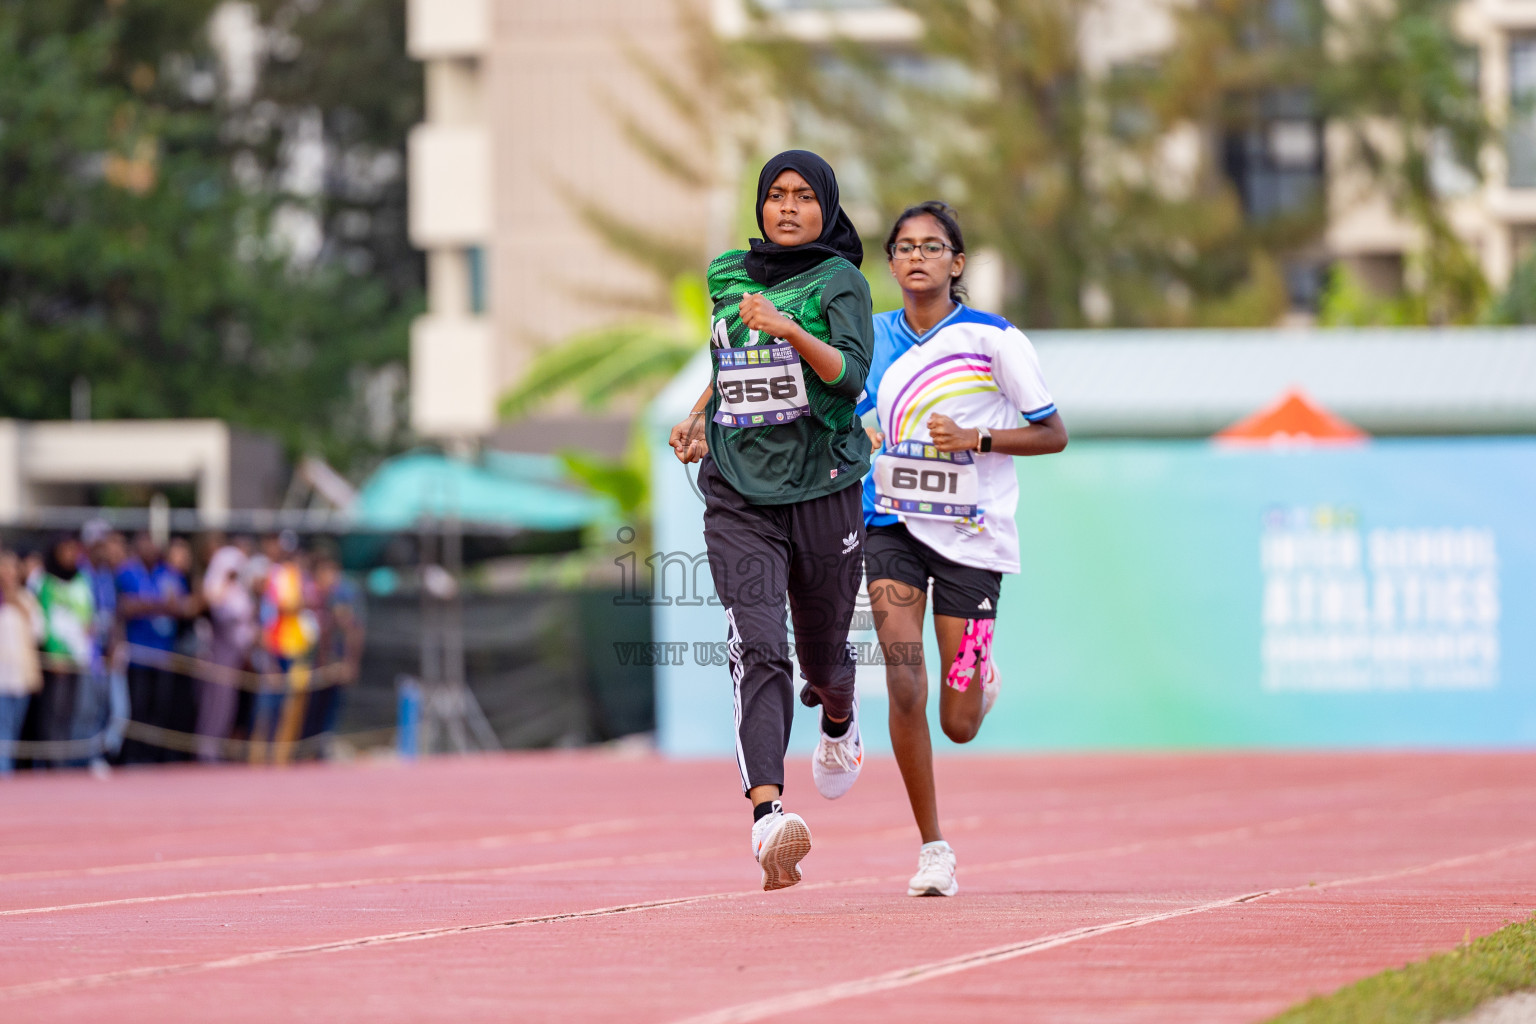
[{"xmin": 888, "ymin": 241, "xmax": 956, "ymax": 259}]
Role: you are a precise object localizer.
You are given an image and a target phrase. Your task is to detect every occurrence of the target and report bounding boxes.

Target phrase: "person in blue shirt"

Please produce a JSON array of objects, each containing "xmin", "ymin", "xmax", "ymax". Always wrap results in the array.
[
  {"xmin": 156, "ymin": 538, "xmax": 196, "ymax": 761},
  {"xmin": 113, "ymin": 533, "xmax": 188, "ymax": 764},
  {"xmin": 79, "ymin": 520, "xmax": 117, "ymax": 658}
]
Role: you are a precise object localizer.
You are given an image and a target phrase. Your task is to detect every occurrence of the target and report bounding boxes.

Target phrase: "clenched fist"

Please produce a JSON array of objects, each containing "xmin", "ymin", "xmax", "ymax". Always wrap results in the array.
[
  {"xmin": 738, "ymin": 293, "xmax": 796, "ymax": 340},
  {"xmin": 926, "ymin": 413, "xmax": 980, "ymax": 453}
]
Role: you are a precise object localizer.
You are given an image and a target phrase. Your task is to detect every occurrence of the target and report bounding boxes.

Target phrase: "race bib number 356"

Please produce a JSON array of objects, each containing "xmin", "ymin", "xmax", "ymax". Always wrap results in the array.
[
  {"xmin": 713, "ymin": 342, "xmax": 810, "ymax": 428},
  {"xmin": 874, "ymin": 440, "xmax": 980, "ymax": 519}
]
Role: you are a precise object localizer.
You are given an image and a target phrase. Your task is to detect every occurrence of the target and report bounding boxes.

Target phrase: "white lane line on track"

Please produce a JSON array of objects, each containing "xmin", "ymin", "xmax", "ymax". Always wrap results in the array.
[
  {"xmin": 0, "ymin": 794, "xmax": 1237, "ymax": 915},
  {"xmin": 2, "ymin": 799, "xmax": 1531, "ymax": 1002},
  {"xmin": 5, "ymin": 780, "xmax": 1521, "ymax": 918},
  {"xmin": 0, "ymin": 889, "xmax": 747, "ymax": 1003},
  {"xmin": 0, "ymin": 801, "xmax": 1351, "ymax": 918},
  {"xmin": 668, "ymin": 837, "xmax": 1536, "ymax": 1024},
  {"xmin": 0, "ymin": 778, "xmax": 1395, "ymax": 879},
  {"xmin": 0, "ymin": 817, "xmax": 661, "ymax": 885},
  {"xmin": 0, "ymin": 844, "xmax": 735, "ymax": 918},
  {"xmin": 0, "ymin": 787, "xmax": 1162, "ymax": 881},
  {"xmin": 803, "ymin": 780, "xmax": 1532, "ymax": 895},
  {"xmin": 6, "ymin": 778, "xmax": 1516, "ymax": 887},
  {"xmin": 0, "ymin": 812, "xmax": 1346, "ymax": 999}
]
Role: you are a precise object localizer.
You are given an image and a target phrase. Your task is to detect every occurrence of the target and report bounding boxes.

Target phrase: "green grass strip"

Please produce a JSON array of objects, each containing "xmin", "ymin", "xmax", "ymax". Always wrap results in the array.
[{"xmin": 1266, "ymin": 914, "xmax": 1536, "ymax": 1024}]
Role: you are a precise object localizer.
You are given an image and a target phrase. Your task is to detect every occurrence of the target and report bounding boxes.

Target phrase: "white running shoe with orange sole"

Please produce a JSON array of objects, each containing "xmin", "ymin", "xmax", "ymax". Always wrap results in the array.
[{"xmin": 752, "ymin": 801, "xmax": 812, "ymax": 891}]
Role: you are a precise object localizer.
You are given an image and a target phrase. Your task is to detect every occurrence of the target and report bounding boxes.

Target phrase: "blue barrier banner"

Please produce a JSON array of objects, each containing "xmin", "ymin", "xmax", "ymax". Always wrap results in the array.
[{"xmin": 649, "ymin": 427, "xmax": 1536, "ymax": 753}]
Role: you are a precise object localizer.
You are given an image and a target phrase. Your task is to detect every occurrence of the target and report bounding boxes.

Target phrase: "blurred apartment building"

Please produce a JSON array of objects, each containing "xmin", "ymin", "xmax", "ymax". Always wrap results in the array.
[
  {"xmin": 1326, "ymin": 0, "xmax": 1536, "ymax": 294},
  {"xmin": 405, "ymin": 0, "xmax": 713, "ymax": 443},
  {"xmin": 405, "ymin": 0, "xmax": 1536, "ymax": 442},
  {"xmin": 1071, "ymin": 0, "xmax": 1536, "ymax": 305}
]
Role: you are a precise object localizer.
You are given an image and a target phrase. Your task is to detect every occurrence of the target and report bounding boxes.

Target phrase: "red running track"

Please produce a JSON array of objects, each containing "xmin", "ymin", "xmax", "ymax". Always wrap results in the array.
[{"xmin": 2, "ymin": 751, "xmax": 1534, "ymax": 1023}]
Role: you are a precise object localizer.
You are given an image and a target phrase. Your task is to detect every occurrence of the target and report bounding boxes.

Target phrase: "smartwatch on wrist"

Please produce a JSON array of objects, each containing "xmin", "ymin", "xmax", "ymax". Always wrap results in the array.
[{"xmin": 975, "ymin": 426, "xmax": 992, "ymax": 453}]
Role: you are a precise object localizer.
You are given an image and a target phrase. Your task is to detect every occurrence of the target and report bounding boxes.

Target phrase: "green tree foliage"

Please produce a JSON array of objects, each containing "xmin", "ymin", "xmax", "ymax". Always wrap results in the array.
[
  {"xmin": 248, "ymin": 0, "xmax": 423, "ymax": 300},
  {"xmin": 738, "ymin": 0, "xmax": 1312, "ymax": 327},
  {"xmin": 1318, "ymin": 265, "xmax": 1425, "ymax": 326},
  {"xmin": 1485, "ymin": 252, "xmax": 1536, "ymax": 324},
  {"xmin": 738, "ymin": 0, "xmax": 1489, "ymax": 328},
  {"xmin": 1315, "ymin": 0, "xmax": 1491, "ymax": 324},
  {"xmin": 0, "ymin": 1, "xmax": 418, "ymax": 468}
]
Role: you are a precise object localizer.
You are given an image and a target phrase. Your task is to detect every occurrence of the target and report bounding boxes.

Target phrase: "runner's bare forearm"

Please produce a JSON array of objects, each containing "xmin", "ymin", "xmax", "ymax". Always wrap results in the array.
[
  {"xmin": 988, "ymin": 413, "xmax": 1068, "ymax": 456},
  {"xmin": 775, "ymin": 323, "xmax": 846, "ymax": 385}
]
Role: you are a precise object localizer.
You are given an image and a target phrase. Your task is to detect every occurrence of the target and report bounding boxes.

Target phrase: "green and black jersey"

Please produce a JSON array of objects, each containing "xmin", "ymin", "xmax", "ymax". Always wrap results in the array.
[{"xmin": 704, "ymin": 250, "xmax": 873, "ymax": 505}]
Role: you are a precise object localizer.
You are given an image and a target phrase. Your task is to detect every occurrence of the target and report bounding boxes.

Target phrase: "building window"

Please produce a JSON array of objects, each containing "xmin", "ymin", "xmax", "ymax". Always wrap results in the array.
[
  {"xmin": 1222, "ymin": 89, "xmax": 1325, "ymax": 220},
  {"xmin": 1431, "ymin": 47, "xmax": 1480, "ymax": 196},
  {"xmin": 465, "ymin": 246, "xmax": 487, "ymax": 314},
  {"xmin": 1511, "ymin": 36, "xmax": 1536, "ymax": 189},
  {"xmin": 1283, "ymin": 260, "xmax": 1326, "ymax": 313}
]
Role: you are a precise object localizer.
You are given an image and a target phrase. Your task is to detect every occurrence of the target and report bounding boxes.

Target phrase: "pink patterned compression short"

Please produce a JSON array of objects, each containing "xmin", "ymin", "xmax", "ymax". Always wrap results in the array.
[{"xmin": 945, "ymin": 618, "xmax": 994, "ymax": 693}]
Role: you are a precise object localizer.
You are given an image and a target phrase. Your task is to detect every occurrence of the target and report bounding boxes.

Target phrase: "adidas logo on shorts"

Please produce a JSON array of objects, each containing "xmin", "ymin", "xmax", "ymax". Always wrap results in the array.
[
  {"xmin": 977, "ymin": 598, "xmax": 993, "ymax": 611},
  {"xmin": 842, "ymin": 531, "xmax": 860, "ymax": 554}
]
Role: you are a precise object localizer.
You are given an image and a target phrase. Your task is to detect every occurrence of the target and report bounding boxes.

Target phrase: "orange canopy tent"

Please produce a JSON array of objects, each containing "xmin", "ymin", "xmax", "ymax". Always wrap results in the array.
[{"xmin": 1213, "ymin": 388, "xmax": 1368, "ymax": 446}]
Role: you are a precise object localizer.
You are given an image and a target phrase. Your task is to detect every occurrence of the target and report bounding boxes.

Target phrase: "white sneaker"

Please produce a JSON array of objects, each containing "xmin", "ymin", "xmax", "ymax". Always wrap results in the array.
[
  {"xmin": 752, "ymin": 801, "xmax": 812, "ymax": 891},
  {"xmin": 981, "ymin": 660, "xmax": 999, "ymax": 719},
  {"xmin": 908, "ymin": 840, "xmax": 958, "ymax": 897},
  {"xmin": 811, "ymin": 700, "xmax": 863, "ymax": 799}
]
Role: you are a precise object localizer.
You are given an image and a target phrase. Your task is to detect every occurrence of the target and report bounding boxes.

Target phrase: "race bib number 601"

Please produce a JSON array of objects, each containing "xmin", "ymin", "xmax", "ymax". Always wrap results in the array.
[
  {"xmin": 874, "ymin": 440, "xmax": 980, "ymax": 519},
  {"xmin": 713, "ymin": 342, "xmax": 810, "ymax": 428}
]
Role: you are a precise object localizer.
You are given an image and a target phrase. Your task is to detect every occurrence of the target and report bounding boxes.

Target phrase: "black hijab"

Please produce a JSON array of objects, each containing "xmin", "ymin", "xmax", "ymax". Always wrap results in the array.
[{"xmin": 745, "ymin": 150, "xmax": 863, "ymax": 288}]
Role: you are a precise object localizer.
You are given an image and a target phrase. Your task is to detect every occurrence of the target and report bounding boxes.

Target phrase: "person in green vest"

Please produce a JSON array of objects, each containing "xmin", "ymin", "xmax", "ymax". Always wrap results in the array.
[
  {"xmin": 32, "ymin": 535, "xmax": 95, "ymax": 767},
  {"xmin": 669, "ymin": 151, "xmax": 872, "ymax": 891}
]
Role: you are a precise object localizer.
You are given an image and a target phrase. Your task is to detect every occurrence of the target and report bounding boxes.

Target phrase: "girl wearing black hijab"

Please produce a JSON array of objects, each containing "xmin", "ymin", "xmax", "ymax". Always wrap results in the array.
[{"xmin": 669, "ymin": 151, "xmax": 873, "ymax": 890}]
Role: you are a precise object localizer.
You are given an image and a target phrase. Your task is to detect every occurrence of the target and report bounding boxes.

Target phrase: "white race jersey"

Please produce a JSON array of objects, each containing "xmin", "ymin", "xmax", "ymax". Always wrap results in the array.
[{"xmin": 857, "ymin": 305, "xmax": 1056, "ymax": 574}]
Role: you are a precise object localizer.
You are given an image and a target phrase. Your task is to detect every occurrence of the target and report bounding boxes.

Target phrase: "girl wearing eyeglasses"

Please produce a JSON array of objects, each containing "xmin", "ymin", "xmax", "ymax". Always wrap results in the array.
[{"xmin": 859, "ymin": 201, "xmax": 1068, "ymax": 896}]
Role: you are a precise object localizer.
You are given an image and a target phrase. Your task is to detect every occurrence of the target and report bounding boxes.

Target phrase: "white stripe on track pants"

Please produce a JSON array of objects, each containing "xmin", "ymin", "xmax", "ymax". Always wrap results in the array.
[{"xmin": 699, "ymin": 456, "xmax": 862, "ymax": 794}]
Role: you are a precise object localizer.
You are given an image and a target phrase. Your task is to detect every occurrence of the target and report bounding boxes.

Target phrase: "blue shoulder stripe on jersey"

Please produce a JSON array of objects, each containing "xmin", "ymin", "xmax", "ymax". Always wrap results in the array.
[
  {"xmin": 947, "ymin": 306, "xmax": 1015, "ymax": 332},
  {"xmin": 1023, "ymin": 402, "xmax": 1057, "ymax": 422}
]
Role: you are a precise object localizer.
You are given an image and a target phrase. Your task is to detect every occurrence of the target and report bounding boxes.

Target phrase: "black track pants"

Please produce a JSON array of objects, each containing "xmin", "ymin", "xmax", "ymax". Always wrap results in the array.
[{"xmin": 699, "ymin": 456, "xmax": 862, "ymax": 795}]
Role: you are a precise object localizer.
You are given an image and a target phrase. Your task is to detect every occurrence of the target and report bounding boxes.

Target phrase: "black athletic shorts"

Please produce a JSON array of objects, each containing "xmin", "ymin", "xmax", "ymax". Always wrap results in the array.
[{"xmin": 864, "ymin": 522, "xmax": 1002, "ymax": 620}]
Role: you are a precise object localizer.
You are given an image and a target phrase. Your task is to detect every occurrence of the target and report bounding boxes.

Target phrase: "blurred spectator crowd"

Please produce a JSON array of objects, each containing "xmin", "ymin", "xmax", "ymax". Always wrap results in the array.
[{"xmin": 0, "ymin": 526, "xmax": 365, "ymax": 773}]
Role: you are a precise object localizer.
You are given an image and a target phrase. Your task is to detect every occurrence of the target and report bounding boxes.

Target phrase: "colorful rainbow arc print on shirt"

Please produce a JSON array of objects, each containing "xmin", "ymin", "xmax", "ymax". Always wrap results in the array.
[{"xmin": 888, "ymin": 352, "xmax": 999, "ymax": 442}]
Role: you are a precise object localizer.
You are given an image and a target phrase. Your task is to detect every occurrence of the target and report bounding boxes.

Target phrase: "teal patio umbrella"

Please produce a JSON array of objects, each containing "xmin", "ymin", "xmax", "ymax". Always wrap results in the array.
[{"xmin": 352, "ymin": 451, "xmax": 616, "ymax": 533}]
